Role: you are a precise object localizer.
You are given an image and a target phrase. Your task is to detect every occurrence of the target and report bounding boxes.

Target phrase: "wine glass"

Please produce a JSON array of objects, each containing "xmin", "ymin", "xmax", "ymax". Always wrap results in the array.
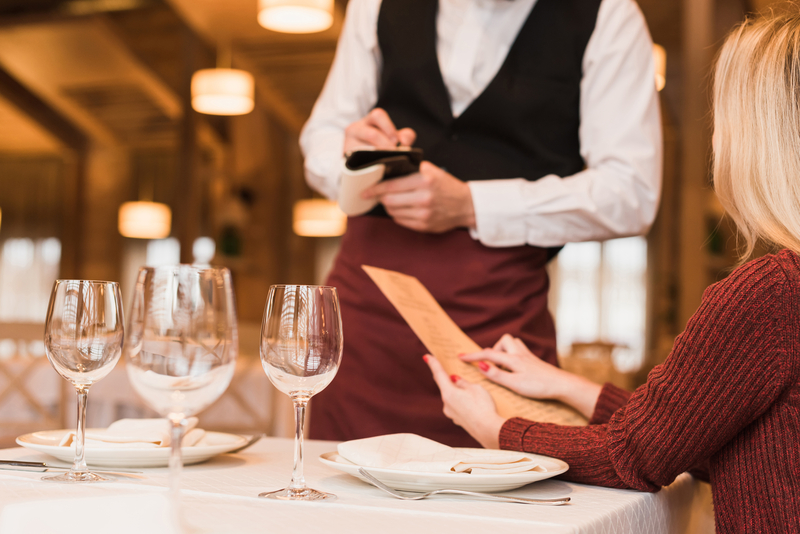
[
  {"xmin": 124, "ymin": 265, "xmax": 237, "ymax": 512},
  {"xmin": 43, "ymin": 280, "xmax": 124, "ymax": 483},
  {"xmin": 259, "ymin": 285, "xmax": 343, "ymax": 501}
]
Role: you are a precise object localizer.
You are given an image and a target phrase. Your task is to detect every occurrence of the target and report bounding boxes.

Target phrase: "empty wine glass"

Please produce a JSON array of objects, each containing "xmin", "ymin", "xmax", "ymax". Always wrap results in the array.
[
  {"xmin": 124, "ymin": 265, "xmax": 237, "ymax": 518},
  {"xmin": 43, "ymin": 280, "xmax": 124, "ymax": 483},
  {"xmin": 259, "ymin": 285, "xmax": 343, "ymax": 501}
]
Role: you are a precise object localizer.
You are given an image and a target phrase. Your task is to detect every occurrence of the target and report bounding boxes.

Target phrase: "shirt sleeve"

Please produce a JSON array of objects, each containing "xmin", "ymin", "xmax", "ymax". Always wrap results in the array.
[
  {"xmin": 299, "ymin": 0, "xmax": 383, "ymax": 201},
  {"xmin": 469, "ymin": 0, "xmax": 663, "ymax": 247},
  {"xmin": 499, "ymin": 257, "xmax": 794, "ymax": 491}
]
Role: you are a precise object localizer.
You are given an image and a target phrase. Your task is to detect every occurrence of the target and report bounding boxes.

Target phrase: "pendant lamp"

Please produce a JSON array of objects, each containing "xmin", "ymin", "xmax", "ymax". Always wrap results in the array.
[
  {"xmin": 653, "ymin": 44, "xmax": 667, "ymax": 92},
  {"xmin": 191, "ymin": 46, "xmax": 254, "ymax": 116},
  {"xmin": 257, "ymin": 0, "xmax": 334, "ymax": 34},
  {"xmin": 293, "ymin": 199, "xmax": 346, "ymax": 237},
  {"xmin": 118, "ymin": 201, "xmax": 172, "ymax": 239}
]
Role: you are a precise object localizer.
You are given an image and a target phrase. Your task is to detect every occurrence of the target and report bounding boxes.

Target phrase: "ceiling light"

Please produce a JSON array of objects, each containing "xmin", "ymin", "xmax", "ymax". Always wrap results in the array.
[
  {"xmin": 258, "ymin": 0, "xmax": 334, "ymax": 34},
  {"xmin": 653, "ymin": 44, "xmax": 667, "ymax": 92},
  {"xmin": 293, "ymin": 199, "xmax": 346, "ymax": 237},
  {"xmin": 118, "ymin": 201, "xmax": 172, "ymax": 239},
  {"xmin": 191, "ymin": 68, "xmax": 255, "ymax": 116}
]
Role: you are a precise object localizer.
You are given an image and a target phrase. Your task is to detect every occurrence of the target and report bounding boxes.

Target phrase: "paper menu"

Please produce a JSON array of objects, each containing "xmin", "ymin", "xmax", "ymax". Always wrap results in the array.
[{"xmin": 362, "ymin": 265, "xmax": 587, "ymax": 427}]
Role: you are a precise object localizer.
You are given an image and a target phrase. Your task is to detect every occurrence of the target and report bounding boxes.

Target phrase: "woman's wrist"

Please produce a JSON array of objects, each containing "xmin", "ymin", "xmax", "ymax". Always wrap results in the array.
[
  {"xmin": 551, "ymin": 371, "xmax": 603, "ymax": 419},
  {"xmin": 470, "ymin": 413, "xmax": 504, "ymax": 449}
]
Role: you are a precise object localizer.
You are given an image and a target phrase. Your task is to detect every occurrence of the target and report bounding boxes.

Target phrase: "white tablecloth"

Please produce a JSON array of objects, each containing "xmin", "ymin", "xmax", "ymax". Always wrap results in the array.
[{"xmin": 0, "ymin": 437, "xmax": 713, "ymax": 534}]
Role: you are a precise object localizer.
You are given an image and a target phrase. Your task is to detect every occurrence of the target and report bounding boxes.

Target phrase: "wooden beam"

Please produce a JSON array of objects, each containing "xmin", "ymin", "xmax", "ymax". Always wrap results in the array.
[
  {"xmin": 235, "ymin": 54, "xmax": 306, "ymax": 135},
  {"xmin": 0, "ymin": 65, "xmax": 88, "ymax": 152},
  {"xmin": 678, "ymin": 0, "xmax": 715, "ymax": 329}
]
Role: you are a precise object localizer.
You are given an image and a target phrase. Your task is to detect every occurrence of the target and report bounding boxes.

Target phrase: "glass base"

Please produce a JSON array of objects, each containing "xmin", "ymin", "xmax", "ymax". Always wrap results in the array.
[
  {"xmin": 258, "ymin": 487, "xmax": 336, "ymax": 501},
  {"xmin": 42, "ymin": 470, "xmax": 111, "ymax": 483}
]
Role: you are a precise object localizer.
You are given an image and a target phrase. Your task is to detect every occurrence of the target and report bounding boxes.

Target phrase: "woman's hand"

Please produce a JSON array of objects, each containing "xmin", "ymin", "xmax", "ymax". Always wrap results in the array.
[
  {"xmin": 423, "ymin": 355, "xmax": 505, "ymax": 449},
  {"xmin": 461, "ymin": 334, "xmax": 602, "ymax": 420}
]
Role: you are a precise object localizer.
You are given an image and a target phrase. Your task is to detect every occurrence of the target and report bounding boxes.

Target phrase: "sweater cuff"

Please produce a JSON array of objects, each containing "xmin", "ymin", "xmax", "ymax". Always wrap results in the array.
[
  {"xmin": 499, "ymin": 417, "xmax": 534, "ymax": 451},
  {"xmin": 589, "ymin": 383, "xmax": 632, "ymax": 424}
]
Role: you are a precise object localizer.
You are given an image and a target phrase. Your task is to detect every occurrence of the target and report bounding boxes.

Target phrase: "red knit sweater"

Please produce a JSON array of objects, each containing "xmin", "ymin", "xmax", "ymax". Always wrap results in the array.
[{"xmin": 500, "ymin": 249, "xmax": 800, "ymax": 533}]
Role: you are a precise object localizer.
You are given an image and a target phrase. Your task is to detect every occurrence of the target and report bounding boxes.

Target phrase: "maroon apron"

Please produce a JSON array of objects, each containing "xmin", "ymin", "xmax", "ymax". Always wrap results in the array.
[{"xmin": 310, "ymin": 216, "xmax": 556, "ymax": 447}]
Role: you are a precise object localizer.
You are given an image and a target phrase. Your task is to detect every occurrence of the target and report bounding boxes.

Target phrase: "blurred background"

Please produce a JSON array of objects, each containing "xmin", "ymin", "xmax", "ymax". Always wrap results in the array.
[{"xmin": 0, "ymin": 0, "xmax": 788, "ymax": 446}]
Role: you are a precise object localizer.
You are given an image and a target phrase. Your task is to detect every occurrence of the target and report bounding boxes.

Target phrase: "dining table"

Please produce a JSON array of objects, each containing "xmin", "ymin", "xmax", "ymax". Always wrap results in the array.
[{"xmin": 0, "ymin": 436, "xmax": 713, "ymax": 534}]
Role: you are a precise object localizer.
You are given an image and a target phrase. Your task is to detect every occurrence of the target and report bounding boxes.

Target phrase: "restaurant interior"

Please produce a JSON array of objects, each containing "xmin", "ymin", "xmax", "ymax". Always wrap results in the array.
[{"xmin": 0, "ymin": 0, "xmax": 788, "ymax": 443}]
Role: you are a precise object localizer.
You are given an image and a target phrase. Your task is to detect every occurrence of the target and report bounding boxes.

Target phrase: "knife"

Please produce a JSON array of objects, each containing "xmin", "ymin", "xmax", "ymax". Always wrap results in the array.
[
  {"xmin": 0, "ymin": 465, "xmax": 147, "ymax": 479},
  {"xmin": 0, "ymin": 460, "xmax": 145, "ymax": 479}
]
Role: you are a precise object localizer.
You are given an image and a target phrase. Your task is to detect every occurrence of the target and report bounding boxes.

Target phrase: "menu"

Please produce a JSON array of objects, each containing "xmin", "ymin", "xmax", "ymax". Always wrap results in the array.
[{"xmin": 363, "ymin": 265, "xmax": 587, "ymax": 426}]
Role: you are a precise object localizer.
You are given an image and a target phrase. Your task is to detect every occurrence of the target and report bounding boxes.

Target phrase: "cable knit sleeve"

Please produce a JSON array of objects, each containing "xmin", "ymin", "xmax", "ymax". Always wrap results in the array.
[
  {"xmin": 589, "ymin": 383, "xmax": 631, "ymax": 424},
  {"xmin": 499, "ymin": 254, "xmax": 795, "ymax": 491}
]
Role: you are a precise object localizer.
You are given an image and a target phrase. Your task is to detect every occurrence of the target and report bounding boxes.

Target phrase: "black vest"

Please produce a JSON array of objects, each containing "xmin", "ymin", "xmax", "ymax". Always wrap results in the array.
[{"xmin": 375, "ymin": 0, "xmax": 602, "ymax": 183}]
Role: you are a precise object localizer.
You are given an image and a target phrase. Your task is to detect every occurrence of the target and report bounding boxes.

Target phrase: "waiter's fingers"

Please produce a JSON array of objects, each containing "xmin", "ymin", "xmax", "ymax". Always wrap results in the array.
[
  {"xmin": 364, "ymin": 108, "xmax": 400, "ymax": 143},
  {"xmin": 365, "ymin": 173, "xmax": 426, "ymax": 198},
  {"xmin": 380, "ymin": 189, "xmax": 430, "ymax": 211},
  {"xmin": 397, "ymin": 127, "xmax": 417, "ymax": 147}
]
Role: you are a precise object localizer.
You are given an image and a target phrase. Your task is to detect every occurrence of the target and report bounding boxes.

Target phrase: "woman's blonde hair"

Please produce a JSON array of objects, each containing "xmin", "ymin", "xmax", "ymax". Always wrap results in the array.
[{"xmin": 713, "ymin": 13, "xmax": 800, "ymax": 258}]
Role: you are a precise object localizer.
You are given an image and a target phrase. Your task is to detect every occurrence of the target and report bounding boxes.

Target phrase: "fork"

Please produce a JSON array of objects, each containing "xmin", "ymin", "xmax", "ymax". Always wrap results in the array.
[{"xmin": 357, "ymin": 468, "xmax": 570, "ymax": 505}]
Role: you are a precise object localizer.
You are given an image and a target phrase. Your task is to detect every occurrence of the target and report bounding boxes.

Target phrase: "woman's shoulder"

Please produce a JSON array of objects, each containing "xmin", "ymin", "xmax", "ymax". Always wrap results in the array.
[{"xmin": 705, "ymin": 249, "xmax": 798, "ymax": 303}]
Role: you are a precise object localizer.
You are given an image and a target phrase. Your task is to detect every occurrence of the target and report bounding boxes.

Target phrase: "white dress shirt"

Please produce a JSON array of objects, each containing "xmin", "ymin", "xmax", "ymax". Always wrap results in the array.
[{"xmin": 299, "ymin": 0, "xmax": 663, "ymax": 248}]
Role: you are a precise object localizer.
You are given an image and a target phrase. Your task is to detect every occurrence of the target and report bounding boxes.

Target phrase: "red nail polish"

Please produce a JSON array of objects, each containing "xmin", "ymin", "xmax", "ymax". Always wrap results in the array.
[
  {"xmin": 478, "ymin": 361, "xmax": 489, "ymax": 372},
  {"xmin": 422, "ymin": 355, "xmax": 430, "ymax": 363},
  {"xmin": 450, "ymin": 375, "xmax": 459, "ymax": 383}
]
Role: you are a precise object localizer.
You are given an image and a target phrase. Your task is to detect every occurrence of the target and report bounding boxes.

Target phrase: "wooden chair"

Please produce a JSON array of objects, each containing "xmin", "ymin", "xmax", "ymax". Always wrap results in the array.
[
  {"xmin": 0, "ymin": 322, "xmax": 68, "ymax": 447},
  {"xmin": 198, "ymin": 322, "xmax": 294, "ymax": 438},
  {"xmin": 560, "ymin": 341, "xmax": 635, "ymax": 391}
]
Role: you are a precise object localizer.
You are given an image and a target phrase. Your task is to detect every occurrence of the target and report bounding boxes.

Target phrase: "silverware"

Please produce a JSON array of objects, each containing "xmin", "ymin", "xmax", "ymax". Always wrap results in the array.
[
  {"xmin": 0, "ymin": 465, "xmax": 147, "ymax": 480},
  {"xmin": 226, "ymin": 433, "xmax": 264, "ymax": 454},
  {"xmin": 0, "ymin": 460, "xmax": 142, "ymax": 474},
  {"xmin": 357, "ymin": 468, "xmax": 570, "ymax": 506}
]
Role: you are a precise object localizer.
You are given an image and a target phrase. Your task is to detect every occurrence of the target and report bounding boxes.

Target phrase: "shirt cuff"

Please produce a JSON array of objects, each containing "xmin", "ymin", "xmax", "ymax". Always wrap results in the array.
[
  {"xmin": 589, "ymin": 383, "xmax": 632, "ymax": 424},
  {"xmin": 467, "ymin": 179, "xmax": 528, "ymax": 247}
]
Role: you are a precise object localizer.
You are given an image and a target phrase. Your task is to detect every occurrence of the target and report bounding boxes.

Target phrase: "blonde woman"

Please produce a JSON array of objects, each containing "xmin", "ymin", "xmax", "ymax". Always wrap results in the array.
[{"xmin": 425, "ymin": 13, "xmax": 800, "ymax": 533}]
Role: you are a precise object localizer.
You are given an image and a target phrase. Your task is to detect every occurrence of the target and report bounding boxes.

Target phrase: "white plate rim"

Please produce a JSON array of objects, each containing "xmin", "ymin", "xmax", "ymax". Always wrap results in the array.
[
  {"xmin": 318, "ymin": 448, "xmax": 569, "ymax": 492},
  {"xmin": 16, "ymin": 429, "xmax": 249, "ymax": 468}
]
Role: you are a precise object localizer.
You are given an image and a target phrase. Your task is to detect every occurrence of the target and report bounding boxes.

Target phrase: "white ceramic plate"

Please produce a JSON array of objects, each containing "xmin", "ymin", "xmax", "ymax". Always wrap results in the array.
[
  {"xmin": 319, "ymin": 449, "xmax": 568, "ymax": 492},
  {"xmin": 16, "ymin": 429, "xmax": 249, "ymax": 468}
]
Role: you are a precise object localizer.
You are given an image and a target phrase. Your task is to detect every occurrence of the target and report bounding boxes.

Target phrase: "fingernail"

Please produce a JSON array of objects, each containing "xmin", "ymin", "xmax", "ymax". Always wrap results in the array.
[
  {"xmin": 478, "ymin": 361, "xmax": 489, "ymax": 372},
  {"xmin": 457, "ymin": 353, "xmax": 465, "ymax": 358},
  {"xmin": 422, "ymin": 355, "xmax": 430, "ymax": 363},
  {"xmin": 450, "ymin": 375, "xmax": 459, "ymax": 383}
]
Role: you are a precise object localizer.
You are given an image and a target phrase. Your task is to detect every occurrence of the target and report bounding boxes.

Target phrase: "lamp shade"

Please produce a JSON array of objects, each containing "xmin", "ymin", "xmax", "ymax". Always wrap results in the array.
[
  {"xmin": 258, "ymin": 0, "xmax": 333, "ymax": 34},
  {"xmin": 118, "ymin": 201, "xmax": 172, "ymax": 239},
  {"xmin": 653, "ymin": 44, "xmax": 667, "ymax": 92},
  {"xmin": 293, "ymin": 199, "xmax": 346, "ymax": 237},
  {"xmin": 191, "ymin": 68, "xmax": 255, "ymax": 116}
]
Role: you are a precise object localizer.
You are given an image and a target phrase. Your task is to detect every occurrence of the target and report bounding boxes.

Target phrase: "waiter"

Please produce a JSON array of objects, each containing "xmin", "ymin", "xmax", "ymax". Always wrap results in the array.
[{"xmin": 300, "ymin": 0, "xmax": 662, "ymax": 447}]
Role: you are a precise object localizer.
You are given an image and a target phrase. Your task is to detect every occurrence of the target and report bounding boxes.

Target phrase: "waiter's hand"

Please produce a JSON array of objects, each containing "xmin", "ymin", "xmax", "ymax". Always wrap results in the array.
[
  {"xmin": 344, "ymin": 108, "xmax": 416, "ymax": 153},
  {"xmin": 362, "ymin": 161, "xmax": 476, "ymax": 233},
  {"xmin": 424, "ymin": 354, "xmax": 504, "ymax": 449}
]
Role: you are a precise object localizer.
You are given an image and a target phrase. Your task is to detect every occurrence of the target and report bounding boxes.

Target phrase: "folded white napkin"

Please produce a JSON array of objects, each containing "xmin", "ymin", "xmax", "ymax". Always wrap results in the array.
[
  {"xmin": 58, "ymin": 418, "xmax": 205, "ymax": 449},
  {"xmin": 337, "ymin": 434, "xmax": 546, "ymax": 475}
]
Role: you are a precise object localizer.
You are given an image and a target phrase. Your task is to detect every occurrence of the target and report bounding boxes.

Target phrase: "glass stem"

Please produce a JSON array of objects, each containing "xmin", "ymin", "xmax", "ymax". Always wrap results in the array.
[
  {"xmin": 289, "ymin": 397, "xmax": 308, "ymax": 491},
  {"xmin": 72, "ymin": 386, "xmax": 89, "ymax": 473},
  {"xmin": 168, "ymin": 416, "xmax": 187, "ymax": 532},
  {"xmin": 169, "ymin": 417, "xmax": 187, "ymax": 498}
]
